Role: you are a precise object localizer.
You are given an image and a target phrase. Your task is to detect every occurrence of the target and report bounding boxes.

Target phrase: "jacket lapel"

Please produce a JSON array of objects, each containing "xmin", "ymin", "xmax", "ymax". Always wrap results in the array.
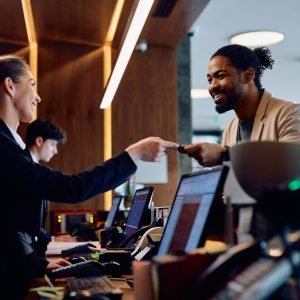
[{"xmin": 251, "ymin": 90, "xmax": 272, "ymax": 141}]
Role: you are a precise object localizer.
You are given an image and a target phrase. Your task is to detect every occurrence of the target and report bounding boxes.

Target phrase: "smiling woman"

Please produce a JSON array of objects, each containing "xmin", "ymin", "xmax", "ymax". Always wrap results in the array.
[
  {"xmin": 0, "ymin": 55, "xmax": 41, "ymax": 129},
  {"xmin": 0, "ymin": 54, "xmax": 178, "ymax": 299}
]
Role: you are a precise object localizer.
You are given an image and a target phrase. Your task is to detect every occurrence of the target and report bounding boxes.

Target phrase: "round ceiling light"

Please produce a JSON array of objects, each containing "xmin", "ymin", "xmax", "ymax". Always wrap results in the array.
[
  {"xmin": 230, "ymin": 31, "xmax": 284, "ymax": 47},
  {"xmin": 191, "ymin": 89, "xmax": 210, "ymax": 99}
]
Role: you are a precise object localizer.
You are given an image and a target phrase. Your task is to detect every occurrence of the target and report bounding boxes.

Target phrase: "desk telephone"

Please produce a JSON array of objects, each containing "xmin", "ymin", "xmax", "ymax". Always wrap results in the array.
[
  {"xmin": 50, "ymin": 221, "xmax": 163, "ymax": 279},
  {"xmin": 48, "ymin": 260, "xmax": 105, "ymax": 279},
  {"xmin": 48, "ymin": 259, "xmax": 124, "ymax": 279},
  {"xmin": 63, "ymin": 219, "xmax": 163, "ymax": 256}
]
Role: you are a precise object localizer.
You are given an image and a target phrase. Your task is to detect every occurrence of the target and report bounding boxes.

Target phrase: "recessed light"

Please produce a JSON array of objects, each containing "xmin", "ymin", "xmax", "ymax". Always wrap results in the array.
[
  {"xmin": 191, "ymin": 89, "xmax": 210, "ymax": 99},
  {"xmin": 230, "ymin": 31, "xmax": 284, "ymax": 47}
]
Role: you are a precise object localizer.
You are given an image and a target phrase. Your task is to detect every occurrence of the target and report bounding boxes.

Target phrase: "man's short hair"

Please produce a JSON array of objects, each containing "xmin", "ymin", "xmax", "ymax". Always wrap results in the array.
[{"xmin": 25, "ymin": 119, "xmax": 66, "ymax": 147}]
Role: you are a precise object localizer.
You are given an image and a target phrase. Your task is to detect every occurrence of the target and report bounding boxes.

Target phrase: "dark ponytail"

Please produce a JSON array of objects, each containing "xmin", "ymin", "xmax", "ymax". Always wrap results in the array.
[{"xmin": 211, "ymin": 44, "xmax": 274, "ymax": 90}]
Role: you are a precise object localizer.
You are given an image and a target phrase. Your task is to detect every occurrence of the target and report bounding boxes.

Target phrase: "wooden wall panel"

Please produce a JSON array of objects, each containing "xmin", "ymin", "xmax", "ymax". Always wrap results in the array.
[
  {"xmin": 31, "ymin": 0, "xmax": 117, "ymax": 46},
  {"xmin": 141, "ymin": 0, "xmax": 210, "ymax": 47},
  {"xmin": 0, "ymin": 45, "xmax": 28, "ymax": 55},
  {"xmin": 0, "ymin": 0, "xmax": 210, "ymax": 214},
  {"xmin": 113, "ymin": 0, "xmax": 210, "ymax": 49},
  {"xmin": 112, "ymin": 47, "xmax": 179, "ymax": 207},
  {"xmin": 36, "ymin": 43, "xmax": 105, "ymax": 211},
  {"xmin": 0, "ymin": 0, "xmax": 28, "ymax": 45}
]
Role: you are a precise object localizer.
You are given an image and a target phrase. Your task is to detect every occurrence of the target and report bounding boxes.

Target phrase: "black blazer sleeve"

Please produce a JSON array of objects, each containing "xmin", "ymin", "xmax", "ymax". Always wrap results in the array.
[{"xmin": 1, "ymin": 130, "xmax": 137, "ymax": 204}]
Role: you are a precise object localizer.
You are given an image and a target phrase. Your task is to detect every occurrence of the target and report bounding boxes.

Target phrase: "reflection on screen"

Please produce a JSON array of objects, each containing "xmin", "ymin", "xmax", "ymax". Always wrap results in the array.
[
  {"xmin": 105, "ymin": 196, "xmax": 122, "ymax": 228},
  {"xmin": 158, "ymin": 168, "xmax": 224, "ymax": 255},
  {"xmin": 168, "ymin": 199, "xmax": 200, "ymax": 253},
  {"xmin": 123, "ymin": 188, "xmax": 153, "ymax": 246}
]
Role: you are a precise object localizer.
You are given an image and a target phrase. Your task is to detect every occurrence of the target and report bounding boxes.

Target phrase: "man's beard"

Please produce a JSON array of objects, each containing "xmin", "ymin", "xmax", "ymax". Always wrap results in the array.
[{"xmin": 214, "ymin": 89, "xmax": 242, "ymax": 114}]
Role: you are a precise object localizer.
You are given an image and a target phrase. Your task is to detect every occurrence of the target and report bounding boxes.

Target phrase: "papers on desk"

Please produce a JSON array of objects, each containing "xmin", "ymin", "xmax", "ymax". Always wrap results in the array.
[{"xmin": 46, "ymin": 241, "xmax": 100, "ymax": 256}]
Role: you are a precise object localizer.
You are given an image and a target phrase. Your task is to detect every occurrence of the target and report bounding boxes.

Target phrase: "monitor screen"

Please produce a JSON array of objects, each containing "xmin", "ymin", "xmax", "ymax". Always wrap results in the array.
[
  {"xmin": 123, "ymin": 187, "xmax": 154, "ymax": 246},
  {"xmin": 157, "ymin": 165, "xmax": 228, "ymax": 255},
  {"xmin": 104, "ymin": 195, "xmax": 122, "ymax": 228}
]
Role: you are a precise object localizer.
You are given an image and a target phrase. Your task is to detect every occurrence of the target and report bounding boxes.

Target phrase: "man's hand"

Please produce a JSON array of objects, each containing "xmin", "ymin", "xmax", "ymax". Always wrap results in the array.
[
  {"xmin": 46, "ymin": 258, "xmax": 71, "ymax": 272},
  {"xmin": 126, "ymin": 137, "xmax": 178, "ymax": 163},
  {"xmin": 180, "ymin": 142, "xmax": 226, "ymax": 167}
]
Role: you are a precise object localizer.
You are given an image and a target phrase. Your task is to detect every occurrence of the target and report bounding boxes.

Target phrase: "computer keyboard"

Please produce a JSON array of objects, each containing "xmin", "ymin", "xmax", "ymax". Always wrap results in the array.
[{"xmin": 67, "ymin": 276, "xmax": 123, "ymax": 300}]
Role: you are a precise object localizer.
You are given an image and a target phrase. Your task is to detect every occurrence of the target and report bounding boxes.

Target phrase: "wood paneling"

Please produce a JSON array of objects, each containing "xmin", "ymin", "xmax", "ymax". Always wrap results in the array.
[
  {"xmin": 113, "ymin": 0, "xmax": 210, "ymax": 49},
  {"xmin": 142, "ymin": 0, "xmax": 210, "ymax": 47},
  {"xmin": 31, "ymin": 0, "xmax": 117, "ymax": 46},
  {"xmin": 112, "ymin": 0, "xmax": 135, "ymax": 49},
  {"xmin": 0, "ymin": 0, "xmax": 28, "ymax": 45},
  {"xmin": 0, "ymin": 0, "xmax": 211, "ymax": 213},
  {"xmin": 0, "ymin": 44, "xmax": 27, "ymax": 55},
  {"xmin": 112, "ymin": 47, "xmax": 179, "ymax": 206},
  {"xmin": 37, "ymin": 43, "xmax": 105, "ymax": 211}
]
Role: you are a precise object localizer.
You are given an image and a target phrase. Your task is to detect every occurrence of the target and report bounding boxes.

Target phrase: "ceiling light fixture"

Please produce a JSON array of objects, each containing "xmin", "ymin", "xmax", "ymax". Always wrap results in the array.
[
  {"xmin": 100, "ymin": 0, "xmax": 155, "ymax": 109},
  {"xmin": 191, "ymin": 89, "xmax": 210, "ymax": 99},
  {"xmin": 230, "ymin": 31, "xmax": 284, "ymax": 47}
]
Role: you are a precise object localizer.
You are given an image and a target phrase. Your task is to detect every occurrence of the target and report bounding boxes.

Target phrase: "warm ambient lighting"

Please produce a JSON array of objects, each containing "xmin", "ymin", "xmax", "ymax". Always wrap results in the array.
[
  {"xmin": 100, "ymin": 0, "xmax": 155, "ymax": 109},
  {"xmin": 105, "ymin": 0, "xmax": 125, "ymax": 43},
  {"xmin": 21, "ymin": 0, "xmax": 38, "ymax": 119},
  {"xmin": 191, "ymin": 89, "xmax": 210, "ymax": 99},
  {"xmin": 230, "ymin": 31, "xmax": 284, "ymax": 47},
  {"xmin": 103, "ymin": 0, "xmax": 125, "ymax": 211}
]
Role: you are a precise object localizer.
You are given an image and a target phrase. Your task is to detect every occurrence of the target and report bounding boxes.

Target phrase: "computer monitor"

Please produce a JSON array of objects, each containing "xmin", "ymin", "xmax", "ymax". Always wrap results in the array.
[
  {"xmin": 121, "ymin": 187, "xmax": 154, "ymax": 247},
  {"xmin": 104, "ymin": 195, "xmax": 122, "ymax": 228},
  {"xmin": 157, "ymin": 165, "xmax": 229, "ymax": 256}
]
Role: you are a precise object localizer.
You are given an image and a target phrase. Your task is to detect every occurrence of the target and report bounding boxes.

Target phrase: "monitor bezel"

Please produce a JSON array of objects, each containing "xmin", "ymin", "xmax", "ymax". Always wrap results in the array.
[
  {"xmin": 124, "ymin": 186, "xmax": 154, "ymax": 233},
  {"xmin": 104, "ymin": 195, "xmax": 123, "ymax": 228},
  {"xmin": 157, "ymin": 165, "xmax": 229, "ymax": 256}
]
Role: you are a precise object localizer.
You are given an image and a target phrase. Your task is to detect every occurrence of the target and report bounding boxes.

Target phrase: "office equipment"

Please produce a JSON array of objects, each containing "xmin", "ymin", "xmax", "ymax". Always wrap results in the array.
[
  {"xmin": 157, "ymin": 165, "xmax": 229, "ymax": 256},
  {"xmin": 122, "ymin": 187, "xmax": 153, "ymax": 244},
  {"xmin": 51, "ymin": 210, "xmax": 98, "ymax": 235},
  {"xmin": 61, "ymin": 187, "xmax": 154, "ymax": 275},
  {"xmin": 132, "ymin": 227, "xmax": 164, "ymax": 261},
  {"xmin": 67, "ymin": 276, "xmax": 123, "ymax": 300},
  {"xmin": 104, "ymin": 195, "xmax": 122, "ymax": 228},
  {"xmin": 61, "ymin": 243, "xmax": 98, "ymax": 258},
  {"xmin": 104, "ymin": 187, "xmax": 154, "ymax": 249},
  {"xmin": 48, "ymin": 260, "xmax": 105, "ymax": 279},
  {"xmin": 183, "ymin": 240, "xmax": 265, "ymax": 299},
  {"xmin": 184, "ymin": 239, "xmax": 300, "ymax": 300},
  {"xmin": 46, "ymin": 241, "xmax": 99, "ymax": 256}
]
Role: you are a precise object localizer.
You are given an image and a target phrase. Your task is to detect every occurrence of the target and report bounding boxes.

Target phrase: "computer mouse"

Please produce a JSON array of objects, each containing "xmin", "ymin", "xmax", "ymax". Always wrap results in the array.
[{"xmin": 102, "ymin": 261, "xmax": 121, "ymax": 277}]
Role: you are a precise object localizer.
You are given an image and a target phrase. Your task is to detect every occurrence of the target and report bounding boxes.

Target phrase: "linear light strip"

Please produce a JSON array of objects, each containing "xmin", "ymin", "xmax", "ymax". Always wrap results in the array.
[
  {"xmin": 103, "ymin": 46, "xmax": 112, "ymax": 160},
  {"xmin": 103, "ymin": 46, "xmax": 113, "ymax": 211},
  {"xmin": 103, "ymin": 0, "xmax": 125, "ymax": 210},
  {"xmin": 100, "ymin": 0, "xmax": 155, "ymax": 109},
  {"xmin": 21, "ymin": 0, "xmax": 37, "ymax": 44},
  {"xmin": 21, "ymin": 0, "xmax": 38, "ymax": 119}
]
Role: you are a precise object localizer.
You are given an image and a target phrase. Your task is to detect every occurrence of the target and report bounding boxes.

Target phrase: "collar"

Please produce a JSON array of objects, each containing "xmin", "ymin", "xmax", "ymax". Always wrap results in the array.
[
  {"xmin": 254, "ymin": 89, "xmax": 272, "ymax": 121},
  {"xmin": 5, "ymin": 123, "xmax": 26, "ymax": 150},
  {"xmin": 29, "ymin": 150, "xmax": 39, "ymax": 163}
]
